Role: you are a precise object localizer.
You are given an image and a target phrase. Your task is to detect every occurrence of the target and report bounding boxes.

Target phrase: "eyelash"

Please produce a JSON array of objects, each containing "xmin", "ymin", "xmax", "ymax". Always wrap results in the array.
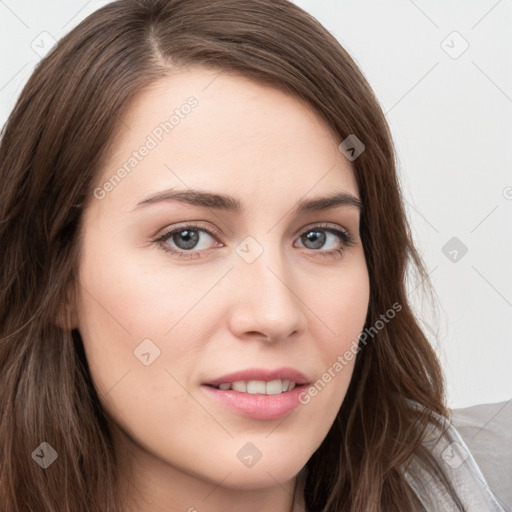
[{"xmin": 154, "ymin": 222, "xmax": 356, "ymax": 260}]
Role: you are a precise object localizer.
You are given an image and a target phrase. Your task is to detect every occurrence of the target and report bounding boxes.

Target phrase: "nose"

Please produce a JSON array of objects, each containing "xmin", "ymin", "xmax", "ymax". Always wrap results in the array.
[{"xmin": 227, "ymin": 241, "xmax": 307, "ymax": 344}]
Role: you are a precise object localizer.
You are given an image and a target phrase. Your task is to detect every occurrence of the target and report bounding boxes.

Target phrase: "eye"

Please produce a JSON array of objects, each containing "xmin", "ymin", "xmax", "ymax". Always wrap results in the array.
[
  {"xmin": 294, "ymin": 223, "xmax": 355, "ymax": 259},
  {"xmin": 155, "ymin": 222, "xmax": 355, "ymax": 260},
  {"xmin": 155, "ymin": 222, "xmax": 221, "ymax": 259}
]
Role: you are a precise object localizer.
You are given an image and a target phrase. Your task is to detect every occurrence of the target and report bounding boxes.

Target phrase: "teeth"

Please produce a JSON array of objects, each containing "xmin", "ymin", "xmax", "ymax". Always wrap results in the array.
[
  {"xmin": 215, "ymin": 379, "xmax": 298, "ymax": 395},
  {"xmin": 232, "ymin": 381, "xmax": 247, "ymax": 392},
  {"xmin": 247, "ymin": 380, "xmax": 266, "ymax": 394}
]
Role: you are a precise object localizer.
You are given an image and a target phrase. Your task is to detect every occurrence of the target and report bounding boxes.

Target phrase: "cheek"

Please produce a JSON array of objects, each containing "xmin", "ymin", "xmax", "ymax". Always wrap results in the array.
[
  {"xmin": 312, "ymin": 255, "xmax": 370, "ymax": 359},
  {"xmin": 75, "ymin": 246, "xmax": 205, "ymax": 456},
  {"xmin": 77, "ymin": 241, "xmax": 221, "ymax": 342},
  {"xmin": 75, "ymin": 256, "xmax": 196, "ymax": 395},
  {"xmin": 304, "ymin": 254, "xmax": 370, "ymax": 402}
]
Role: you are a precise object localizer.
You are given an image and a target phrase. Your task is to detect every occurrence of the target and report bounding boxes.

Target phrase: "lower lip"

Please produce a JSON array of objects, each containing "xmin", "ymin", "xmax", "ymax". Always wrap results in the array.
[{"xmin": 201, "ymin": 384, "xmax": 308, "ymax": 420}]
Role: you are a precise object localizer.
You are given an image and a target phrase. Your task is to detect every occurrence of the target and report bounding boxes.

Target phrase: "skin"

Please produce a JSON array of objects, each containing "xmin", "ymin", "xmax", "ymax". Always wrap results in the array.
[{"xmin": 72, "ymin": 67, "xmax": 370, "ymax": 512}]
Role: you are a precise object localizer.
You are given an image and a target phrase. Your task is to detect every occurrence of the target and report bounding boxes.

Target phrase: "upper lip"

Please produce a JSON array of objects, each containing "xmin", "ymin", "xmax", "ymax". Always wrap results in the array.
[{"xmin": 202, "ymin": 367, "xmax": 311, "ymax": 387}]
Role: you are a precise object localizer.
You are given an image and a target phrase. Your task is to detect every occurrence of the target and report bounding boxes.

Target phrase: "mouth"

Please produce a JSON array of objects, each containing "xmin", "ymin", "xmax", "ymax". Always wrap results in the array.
[
  {"xmin": 201, "ymin": 366, "xmax": 310, "ymax": 389},
  {"xmin": 204, "ymin": 379, "xmax": 301, "ymax": 395},
  {"xmin": 200, "ymin": 368, "xmax": 311, "ymax": 420}
]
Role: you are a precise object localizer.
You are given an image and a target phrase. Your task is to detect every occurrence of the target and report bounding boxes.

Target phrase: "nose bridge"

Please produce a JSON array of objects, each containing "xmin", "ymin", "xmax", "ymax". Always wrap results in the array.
[{"xmin": 228, "ymin": 233, "xmax": 306, "ymax": 339}]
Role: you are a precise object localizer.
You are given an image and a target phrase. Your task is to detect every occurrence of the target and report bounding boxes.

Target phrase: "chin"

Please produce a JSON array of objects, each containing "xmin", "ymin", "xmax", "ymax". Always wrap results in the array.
[{"xmin": 210, "ymin": 457, "xmax": 306, "ymax": 490}]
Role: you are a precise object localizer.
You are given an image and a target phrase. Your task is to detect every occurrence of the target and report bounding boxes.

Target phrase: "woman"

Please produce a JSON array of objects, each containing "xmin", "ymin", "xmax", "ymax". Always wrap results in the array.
[{"xmin": 0, "ymin": 0, "xmax": 504, "ymax": 511}]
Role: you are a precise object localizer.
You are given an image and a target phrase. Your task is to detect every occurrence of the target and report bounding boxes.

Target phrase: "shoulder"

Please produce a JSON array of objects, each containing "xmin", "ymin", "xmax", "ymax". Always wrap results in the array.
[
  {"xmin": 293, "ymin": 403, "xmax": 507, "ymax": 511},
  {"xmin": 404, "ymin": 405, "xmax": 506, "ymax": 511},
  {"xmin": 451, "ymin": 399, "xmax": 512, "ymax": 509}
]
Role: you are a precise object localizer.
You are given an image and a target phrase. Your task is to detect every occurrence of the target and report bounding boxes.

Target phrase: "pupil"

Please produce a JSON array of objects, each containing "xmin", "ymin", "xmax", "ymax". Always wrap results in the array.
[
  {"xmin": 174, "ymin": 229, "xmax": 199, "ymax": 250},
  {"xmin": 304, "ymin": 230, "xmax": 325, "ymax": 249}
]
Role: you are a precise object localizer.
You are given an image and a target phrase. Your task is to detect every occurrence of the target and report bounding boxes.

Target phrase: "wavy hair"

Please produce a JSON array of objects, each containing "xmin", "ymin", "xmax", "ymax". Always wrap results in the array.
[{"xmin": 0, "ymin": 0, "xmax": 460, "ymax": 510}]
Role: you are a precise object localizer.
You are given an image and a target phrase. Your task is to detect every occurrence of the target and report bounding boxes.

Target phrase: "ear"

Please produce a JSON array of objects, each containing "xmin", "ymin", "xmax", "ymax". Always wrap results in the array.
[{"xmin": 55, "ymin": 279, "xmax": 79, "ymax": 331}]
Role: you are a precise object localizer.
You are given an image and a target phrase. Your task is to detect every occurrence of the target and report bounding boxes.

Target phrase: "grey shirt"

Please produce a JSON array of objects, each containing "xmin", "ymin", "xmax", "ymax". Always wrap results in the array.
[{"xmin": 291, "ymin": 419, "xmax": 506, "ymax": 511}]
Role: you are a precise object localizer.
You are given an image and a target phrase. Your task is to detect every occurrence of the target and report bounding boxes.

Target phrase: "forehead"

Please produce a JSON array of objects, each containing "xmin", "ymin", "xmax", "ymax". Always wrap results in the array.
[{"xmin": 93, "ymin": 67, "xmax": 359, "ymax": 213}]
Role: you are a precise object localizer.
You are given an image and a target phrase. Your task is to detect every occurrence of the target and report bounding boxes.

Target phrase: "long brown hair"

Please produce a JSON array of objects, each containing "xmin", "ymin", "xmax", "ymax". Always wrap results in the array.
[{"xmin": 0, "ymin": 1, "xmax": 460, "ymax": 510}]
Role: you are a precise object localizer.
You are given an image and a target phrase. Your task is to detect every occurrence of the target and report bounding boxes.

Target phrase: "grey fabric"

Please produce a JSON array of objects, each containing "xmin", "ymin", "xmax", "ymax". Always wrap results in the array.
[
  {"xmin": 293, "ymin": 400, "xmax": 512, "ymax": 511},
  {"xmin": 451, "ymin": 399, "xmax": 512, "ymax": 512},
  {"xmin": 404, "ymin": 419, "xmax": 505, "ymax": 511}
]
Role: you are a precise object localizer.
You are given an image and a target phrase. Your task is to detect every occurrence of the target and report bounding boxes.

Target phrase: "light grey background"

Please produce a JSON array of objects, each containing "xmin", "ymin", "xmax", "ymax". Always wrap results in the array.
[{"xmin": 1, "ymin": 0, "xmax": 511, "ymax": 408}]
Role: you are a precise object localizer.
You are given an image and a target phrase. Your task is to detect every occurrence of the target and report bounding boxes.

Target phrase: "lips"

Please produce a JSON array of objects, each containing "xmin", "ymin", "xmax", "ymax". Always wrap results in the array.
[
  {"xmin": 201, "ymin": 367, "xmax": 311, "ymax": 388},
  {"xmin": 201, "ymin": 367, "xmax": 312, "ymax": 420},
  {"xmin": 201, "ymin": 371, "xmax": 310, "ymax": 421}
]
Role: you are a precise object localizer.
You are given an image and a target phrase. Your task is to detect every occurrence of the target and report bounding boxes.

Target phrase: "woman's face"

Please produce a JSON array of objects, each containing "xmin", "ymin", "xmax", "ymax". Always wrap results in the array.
[{"xmin": 75, "ymin": 67, "xmax": 370, "ymax": 506}]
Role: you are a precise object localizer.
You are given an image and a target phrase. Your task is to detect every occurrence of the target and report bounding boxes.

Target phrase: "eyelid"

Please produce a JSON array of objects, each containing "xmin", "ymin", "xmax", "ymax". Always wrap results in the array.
[
  {"xmin": 295, "ymin": 221, "xmax": 355, "ymax": 245},
  {"xmin": 154, "ymin": 221, "xmax": 223, "ymax": 242},
  {"xmin": 155, "ymin": 221, "xmax": 354, "ymax": 241}
]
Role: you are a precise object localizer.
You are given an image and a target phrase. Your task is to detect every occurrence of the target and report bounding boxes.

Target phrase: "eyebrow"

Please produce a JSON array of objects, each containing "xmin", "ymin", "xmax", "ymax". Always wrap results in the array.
[{"xmin": 134, "ymin": 188, "xmax": 363, "ymax": 215}]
